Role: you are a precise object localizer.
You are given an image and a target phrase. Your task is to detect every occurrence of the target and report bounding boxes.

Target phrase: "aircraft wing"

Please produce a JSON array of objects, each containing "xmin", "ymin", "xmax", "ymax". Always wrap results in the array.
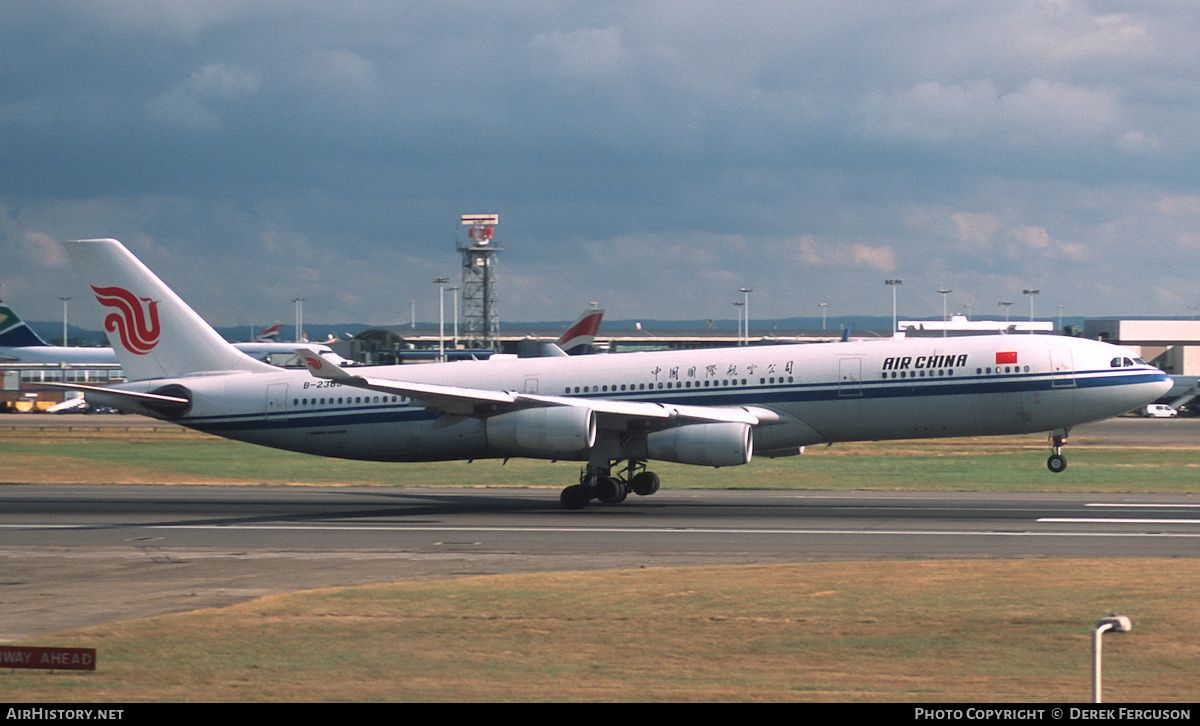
[
  {"xmin": 296, "ymin": 349, "xmax": 765, "ymax": 427},
  {"xmin": 297, "ymin": 348, "xmax": 518, "ymax": 415},
  {"xmin": 513, "ymin": 392, "xmax": 762, "ymax": 426}
]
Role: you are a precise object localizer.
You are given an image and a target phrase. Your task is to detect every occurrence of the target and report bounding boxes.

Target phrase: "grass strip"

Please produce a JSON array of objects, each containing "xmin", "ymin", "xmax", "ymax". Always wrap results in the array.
[
  {"xmin": 2, "ymin": 427, "xmax": 1198, "ymax": 492},
  {"xmin": 4, "ymin": 560, "xmax": 1198, "ymax": 702}
]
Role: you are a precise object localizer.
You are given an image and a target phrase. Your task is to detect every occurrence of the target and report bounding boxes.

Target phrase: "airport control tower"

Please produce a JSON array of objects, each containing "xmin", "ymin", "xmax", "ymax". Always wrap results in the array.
[{"xmin": 458, "ymin": 214, "xmax": 502, "ymax": 349}]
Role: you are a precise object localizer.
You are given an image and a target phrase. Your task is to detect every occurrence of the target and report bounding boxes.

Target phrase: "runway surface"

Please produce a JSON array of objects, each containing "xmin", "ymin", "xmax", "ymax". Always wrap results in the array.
[{"xmin": 2, "ymin": 416, "xmax": 1198, "ymax": 641}]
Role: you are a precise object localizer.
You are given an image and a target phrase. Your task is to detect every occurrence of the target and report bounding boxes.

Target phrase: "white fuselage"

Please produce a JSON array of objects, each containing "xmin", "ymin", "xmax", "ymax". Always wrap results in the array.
[{"xmin": 109, "ymin": 334, "xmax": 1171, "ymax": 465}]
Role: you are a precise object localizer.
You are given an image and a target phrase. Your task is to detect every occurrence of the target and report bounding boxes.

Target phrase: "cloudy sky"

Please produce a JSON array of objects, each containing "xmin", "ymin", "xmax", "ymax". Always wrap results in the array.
[{"xmin": 4, "ymin": 1, "xmax": 1200, "ymax": 331}]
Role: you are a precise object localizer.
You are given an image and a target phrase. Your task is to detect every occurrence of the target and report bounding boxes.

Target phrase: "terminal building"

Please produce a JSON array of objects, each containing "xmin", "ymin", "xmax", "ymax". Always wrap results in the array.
[{"xmin": 1082, "ymin": 320, "xmax": 1200, "ymax": 377}]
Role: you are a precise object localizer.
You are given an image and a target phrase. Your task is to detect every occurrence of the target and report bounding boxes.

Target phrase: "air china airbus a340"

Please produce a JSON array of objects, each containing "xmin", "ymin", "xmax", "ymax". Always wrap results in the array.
[{"xmin": 54, "ymin": 239, "xmax": 1171, "ymax": 509}]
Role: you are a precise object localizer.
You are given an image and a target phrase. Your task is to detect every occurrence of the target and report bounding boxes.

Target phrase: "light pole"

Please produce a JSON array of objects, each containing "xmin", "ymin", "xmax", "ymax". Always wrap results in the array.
[
  {"xmin": 448, "ymin": 285, "xmax": 460, "ymax": 351},
  {"xmin": 819, "ymin": 302, "xmax": 829, "ymax": 331},
  {"xmin": 999, "ymin": 301, "xmax": 1013, "ymax": 322},
  {"xmin": 739, "ymin": 288, "xmax": 753, "ymax": 345},
  {"xmin": 732, "ymin": 302, "xmax": 744, "ymax": 345},
  {"xmin": 937, "ymin": 289, "xmax": 952, "ymax": 321},
  {"xmin": 1092, "ymin": 615, "xmax": 1132, "ymax": 703},
  {"xmin": 434, "ymin": 277, "xmax": 449, "ymax": 362},
  {"xmin": 885, "ymin": 279, "xmax": 902, "ymax": 334},
  {"xmin": 58, "ymin": 296, "xmax": 72, "ymax": 346},
  {"xmin": 292, "ymin": 297, "xmax": 306, "ymax": 343},
  {"xmin": 937, "ymin": 288, "xmax": 952, "ymax": 337},
  {"xmin": 1024, "ymin": 289, "xmax": 1040, "ymax": 331}
]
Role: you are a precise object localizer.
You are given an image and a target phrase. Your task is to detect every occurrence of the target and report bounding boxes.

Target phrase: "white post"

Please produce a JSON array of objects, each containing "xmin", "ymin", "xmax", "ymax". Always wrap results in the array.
[{"xmin": 1092, "ymin": 615, "xmax": 1131, "ymax": 703}]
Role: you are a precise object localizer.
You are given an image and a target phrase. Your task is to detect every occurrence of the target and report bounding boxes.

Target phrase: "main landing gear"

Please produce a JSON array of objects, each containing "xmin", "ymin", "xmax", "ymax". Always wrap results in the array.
[
  {"xmin": 560, "ymin": 460, "xmax": 661, "ymax": 510},
  {"xmin": 1047, "ymin": 428, "xmax": 1069, "ymax": 473}
]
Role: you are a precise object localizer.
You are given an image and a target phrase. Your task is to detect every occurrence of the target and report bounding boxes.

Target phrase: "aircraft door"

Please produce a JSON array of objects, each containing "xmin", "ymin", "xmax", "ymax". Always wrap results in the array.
[
  {"xmin": 838, "ymin": 358, "xmax": 863, "ymax": 397},
  {"xmin": 1050, "ymin": 348, "xmax": 1075, "ymax": 388},
  {"xmin": 265, "ymin": 382, "xmax": 288, "ymax": 419}
]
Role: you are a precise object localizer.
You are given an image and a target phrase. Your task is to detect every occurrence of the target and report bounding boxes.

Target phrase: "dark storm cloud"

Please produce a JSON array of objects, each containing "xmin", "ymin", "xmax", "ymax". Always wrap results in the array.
[{"xmin": 4, "ymin": 1, "xmax": 1200, "ymax": 327}]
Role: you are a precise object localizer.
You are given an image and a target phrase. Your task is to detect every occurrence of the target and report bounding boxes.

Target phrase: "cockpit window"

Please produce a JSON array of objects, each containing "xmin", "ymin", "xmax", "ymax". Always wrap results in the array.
[{"xmin": 1110, "ymin": 357, "xmax": 1123, "ymax": 367}]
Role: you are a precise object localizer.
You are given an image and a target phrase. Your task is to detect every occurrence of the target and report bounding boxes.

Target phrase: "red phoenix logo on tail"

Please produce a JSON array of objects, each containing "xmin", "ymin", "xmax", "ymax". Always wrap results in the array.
[{"xmin": 91, "ymin": 286, "xmax": 161, "ymax": 355}]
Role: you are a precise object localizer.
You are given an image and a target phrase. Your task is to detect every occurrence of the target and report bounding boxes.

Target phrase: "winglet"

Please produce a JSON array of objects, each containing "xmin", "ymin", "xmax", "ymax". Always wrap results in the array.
[{"xmin": 296, "ymin": 347, "xmax": 355, "ymax": 381}]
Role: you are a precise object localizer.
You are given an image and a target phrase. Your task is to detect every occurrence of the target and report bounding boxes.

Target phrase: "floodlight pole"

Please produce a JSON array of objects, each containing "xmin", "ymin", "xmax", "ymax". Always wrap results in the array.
[
  {"xmin": 937, "ymin": 288, "xmax": 952, "ymax": 337},
  {"xmin": 732, "ymin": 302, "xmax": 744, "ymax": 345},
  {"xmin": 434, "ymin": 277, "xmax": 449, "ymax": 362},
  {"xmin": 292, "ymin": 297, "xmax": 306, "ymax": 343},
  {"xmin": 739, "ymin": 288, "xmax": 753, "ymax": 345},
  {"xmin": 1092, "ymin": 615, "xmax": 1132, "ymax": 703},
  {"xmin": 448, "ymin": 285, "xmax": 460, "ymax": 350},
  {"xmin": 58, "ymin": 296, "xmax": 72, "ymax": 346},
  {"xmin": 1024, "ymin": 289, "xmax": 1040, "ymax": 334},
  {"xmin": 885, "ymin": 279, "xmax": 902, "ymax": 334}
]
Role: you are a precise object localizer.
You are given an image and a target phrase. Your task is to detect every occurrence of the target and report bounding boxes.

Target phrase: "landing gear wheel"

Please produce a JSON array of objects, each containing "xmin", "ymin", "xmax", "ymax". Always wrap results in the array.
[
  {"xmin": 560, "ymin": 485, "xmax": 590, "ymax": 510},
  {"xmin": 1047, "ymin": 454, "xmax": 1067, "ymax": 473},
  {"xmin": 596, "ymin": 477, "xmax": 627, "ymax": 504},
  {"xmin": 629, "ymin": 471, "xmax": 660, "ymax": 496},
  {"xmin": 561, "ymin": 460, "xmax": 658, "ymax": 508}
]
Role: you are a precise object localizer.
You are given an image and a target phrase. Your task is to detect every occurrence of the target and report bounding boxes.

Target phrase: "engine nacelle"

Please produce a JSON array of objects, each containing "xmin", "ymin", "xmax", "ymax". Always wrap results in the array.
[
  {"xmin": 486, "ymin": 406, "xmax": 597, "ymax": 456},
  {"xmin": 645, "ymin": 422, "xmax": 753, "ymax": 467}
]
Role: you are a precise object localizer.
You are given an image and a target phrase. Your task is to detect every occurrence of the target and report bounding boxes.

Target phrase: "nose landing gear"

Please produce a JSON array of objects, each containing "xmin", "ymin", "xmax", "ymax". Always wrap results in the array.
[{"xmin": 1047, "ymin": 429, "xmax": 1068, "ymax": 473}]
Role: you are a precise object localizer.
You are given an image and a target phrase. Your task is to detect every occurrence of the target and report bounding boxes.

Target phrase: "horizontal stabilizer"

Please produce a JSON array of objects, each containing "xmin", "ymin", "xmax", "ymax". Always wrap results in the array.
[{"xmin": 37, "ymin": 381, "xmax": 191, "ymax": 417}]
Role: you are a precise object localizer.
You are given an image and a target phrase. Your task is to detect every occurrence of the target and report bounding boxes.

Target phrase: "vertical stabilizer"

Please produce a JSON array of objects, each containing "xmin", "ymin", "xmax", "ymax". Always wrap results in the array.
[
  {"xmin": 0, "ymin": 300, "xmax": 51, "ymax": 347},
  {"xmin": 556, "ymin": 306, "xmax": 604, "ymax": 355},
  {"xmin": 64, "ymin": 239, "xmax": 273, "ymax": 380}
]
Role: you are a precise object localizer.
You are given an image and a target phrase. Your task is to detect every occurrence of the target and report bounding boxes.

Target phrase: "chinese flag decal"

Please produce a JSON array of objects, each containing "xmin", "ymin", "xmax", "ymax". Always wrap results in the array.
[{"xmin": 996, "ymin": 351, "xmax": 1018, "ymax": 365}]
